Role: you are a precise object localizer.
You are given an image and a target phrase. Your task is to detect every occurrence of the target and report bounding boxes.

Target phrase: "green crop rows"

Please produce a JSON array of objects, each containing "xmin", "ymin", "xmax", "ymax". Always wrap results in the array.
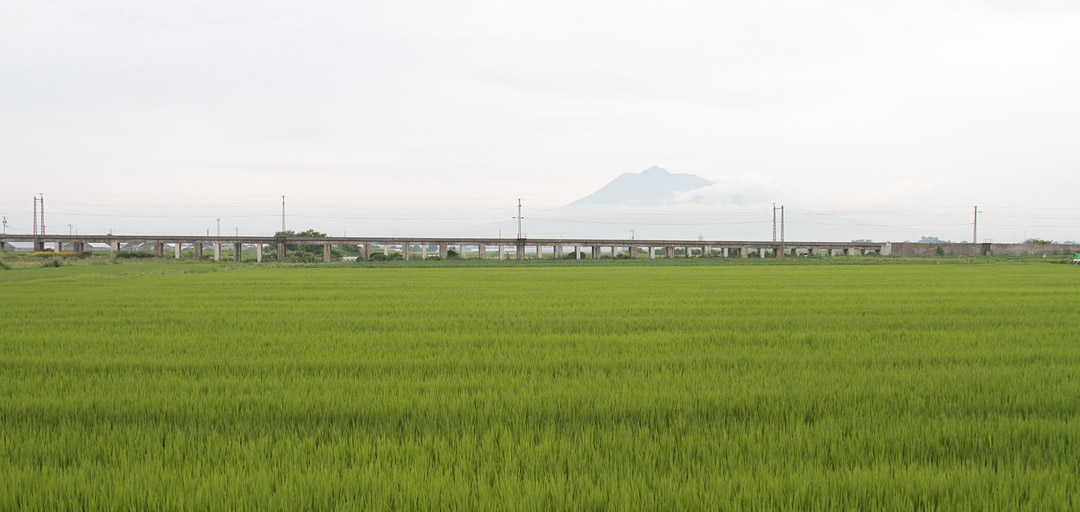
[{"xmin": 2, "ymin": 262, "xmax": 1079, "ymax": 509}]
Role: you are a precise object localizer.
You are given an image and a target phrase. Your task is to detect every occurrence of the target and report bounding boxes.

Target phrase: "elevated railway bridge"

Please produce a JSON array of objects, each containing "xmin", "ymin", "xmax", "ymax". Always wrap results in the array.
[{"xmin": 0, "ymin": 234, "xmax": 887, "ymax": 262}]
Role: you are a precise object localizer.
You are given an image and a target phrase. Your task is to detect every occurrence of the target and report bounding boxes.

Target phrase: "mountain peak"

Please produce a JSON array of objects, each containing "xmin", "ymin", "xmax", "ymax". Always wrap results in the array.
[{"xmin": 566, "ymin": 166, "xmax": 712, "ymax": 207}]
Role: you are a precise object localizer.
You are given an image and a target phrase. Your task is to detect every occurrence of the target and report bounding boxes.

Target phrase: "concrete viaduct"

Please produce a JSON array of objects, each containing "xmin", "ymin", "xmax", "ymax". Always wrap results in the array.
[{"xmin": 0, "ymin": 234, "xmax": 888, "ymax": 262}]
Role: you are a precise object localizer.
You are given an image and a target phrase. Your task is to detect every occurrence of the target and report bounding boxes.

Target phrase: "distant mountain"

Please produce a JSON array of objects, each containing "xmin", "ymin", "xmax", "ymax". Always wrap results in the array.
[{"xmin": 565, "ymin": 166, "xmax": 713, "ymax": 207}]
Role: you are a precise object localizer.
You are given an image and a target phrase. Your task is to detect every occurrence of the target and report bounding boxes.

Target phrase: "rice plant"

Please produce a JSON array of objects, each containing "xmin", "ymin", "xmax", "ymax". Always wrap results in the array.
[{"xmin": 1, "ymin": 262, "xmax": 1078, "ymax": 509}]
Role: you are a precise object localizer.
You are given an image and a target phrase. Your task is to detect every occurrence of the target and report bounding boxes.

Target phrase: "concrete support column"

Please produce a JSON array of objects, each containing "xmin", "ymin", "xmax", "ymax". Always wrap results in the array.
[
  {"xmin": 704, "ymin": 245, "xmax": 711, "ymax": 257},
  {"xmin": 213, "ymin": 243, "xmax": 221, "ymax": 262},
  {"xmin": 498, "ymin": 245, "xmax": 505, "ymax": 260},
  {"xmin": 234, "ymin": 243, "xmax": 243, "ymax": 262},
  {"xmin": 516, "ymin": 240, "xmax": 525, "ymax": 260},
  {"xmin": 276, "ymin": 243, "xmax": 285, "ymax": 262},
  {"xmin": 422, "ymin": 245, "xmax": 428, "ymax": 260},
  {"xmin": 536, "ymin": 245, "xmax": 542, "ymax": 259},
  {"xmin": 778, "ymin": 246, "xmax": 785, "ymax": 258},
  {"xmin": 256, "ymin": 244, "xmax": 263, "ymax": 263},
  {"xmin": 193, "ymin": 243, "xmax": 203, "ymax": 260},
  {"xmin": 402, "ymin": 243, "xmax": 409, "ymax": 261},
  {"xmin": 475, "ymin": 245, "xmax": 483, "ymax": 259},
  {"xmin": 575, "ymin": 246, "xmax": 582, "ymax": 260},
  {"xmin": 323, "ymin": 242, "xmax": 332, "ymax": 263},
  {"xmin": 175, "ymin": 243, "xmax": 182, "ymax": 259},
  {"xmin": 110, "ymin": 240, "xmax": 120, "ymax": 253},
  {"xmin": 457, "ymin": 244, "xmax": 465, "ymax": 260},
  {"xmin": 851, "ymin": 248, "xmax": 859, "ymax": 256},
  {"xmin": 666, "ymin": 246, "xmax": 675, "ymax": 259},
  {"xmin": 439, "ymin": 243, "xmax": 448, "ymax": 260},
  {"xmin": 154, "ymin": 241, "xmax": 163, "ymax": 257},
  {"xmin": 648, "ymin": 247, "xmax": 655, "ymax": 259},
  {"xmin": 759, "ymin": 248, "xmax": 766, "ymax": 259},
  {"xmin": 628, "ymin": 245, "xmax": 636, "ymax": 258},
  {"xmin": 554, "ymin": 245, "xmax": 562, "ymax": 259},
  {"xmin": 722, "ymin": 247, "xmax": 729, "ymax": 258},
  {"xmin": 363, "ymin": 243, "xmax": 370, "ymax": 262},
  {"xmin": 383, "ymin": 244, "xmax": 389, "ymax": 257}
]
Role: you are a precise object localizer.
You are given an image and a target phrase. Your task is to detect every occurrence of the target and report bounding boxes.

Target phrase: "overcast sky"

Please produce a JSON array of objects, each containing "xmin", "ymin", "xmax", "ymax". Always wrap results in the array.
[{"xmin": 2, "ymin": 0, "xmax": 1079, "ymax": 241}]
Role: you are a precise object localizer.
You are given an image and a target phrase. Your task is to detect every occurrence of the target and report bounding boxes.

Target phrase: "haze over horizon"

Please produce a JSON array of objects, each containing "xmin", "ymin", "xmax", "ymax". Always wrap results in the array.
[{"xmin": 3, "ymin": 1, "xmax": 1079, "ymax": 242}]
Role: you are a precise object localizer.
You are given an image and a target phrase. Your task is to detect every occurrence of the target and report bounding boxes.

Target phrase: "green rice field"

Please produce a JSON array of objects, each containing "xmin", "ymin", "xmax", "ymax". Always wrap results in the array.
[{"xmin": 2, "ymin": 260, "xmax": 1079, "ymax": 509}]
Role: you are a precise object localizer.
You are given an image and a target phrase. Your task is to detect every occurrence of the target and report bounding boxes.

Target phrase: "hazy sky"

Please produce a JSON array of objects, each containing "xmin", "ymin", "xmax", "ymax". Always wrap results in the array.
[{"xmin": 2, "ymin": 0, "xmax": 1079, "ymax": 241}]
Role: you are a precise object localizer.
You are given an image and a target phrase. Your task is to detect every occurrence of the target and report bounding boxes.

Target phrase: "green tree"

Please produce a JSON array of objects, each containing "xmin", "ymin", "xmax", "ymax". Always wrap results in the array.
[{"xmin": 275, "ymin": 229, "xmax": 328, "ymax": 253}]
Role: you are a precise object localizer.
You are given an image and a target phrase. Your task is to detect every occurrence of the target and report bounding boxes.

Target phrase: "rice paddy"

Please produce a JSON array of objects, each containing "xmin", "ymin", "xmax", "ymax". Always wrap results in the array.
[{"xmin": 2, "ymin": 261, "xmax": 1079, "ymax": 509}]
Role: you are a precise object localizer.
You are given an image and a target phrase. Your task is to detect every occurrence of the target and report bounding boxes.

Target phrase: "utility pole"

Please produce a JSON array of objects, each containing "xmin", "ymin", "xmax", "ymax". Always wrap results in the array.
[
  {"xmin": 515, "ymin": 198, "xmax": 524, "ymax": 238},
  {"xmin": 973, "ymin": 206, "xmax": 982, "ymax": 243},
  {"xmin": 33, "ymin": 197, "xmax": 38, "ymax": 235},
  {"xmin": 780, "ymin": 205, "xmax": 785, "ymax": 256},
  {"xmin": 217, "ymin": 218, "xmax": 221, "ymax": 237},
  {"xmin": 780, "ymin": 206, "xmax": 785, "ymax": 243},
  {"xmin": 68, "ymin": 224, "xmax": 73, "ymax": 235},
  {"xmin": 39, "ymin": 194, "xmax": 44, "ymax": 235},
  {"xmin": 630, "ymin": 229, "xmax": 635, "ymax": 240},
  {"xmin": 2, "ymin": 216, "xmax": 7, "ymax": 234},
  {"xmin": 772, "ymin": 203, "xmax": 777, "ymax": 242},
  {"xmin": 281, "ymin": 196, "xmax": 286, "ymax": 233}
]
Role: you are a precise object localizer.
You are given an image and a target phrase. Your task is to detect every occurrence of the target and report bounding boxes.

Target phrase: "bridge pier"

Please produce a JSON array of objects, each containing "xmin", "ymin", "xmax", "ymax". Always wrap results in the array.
[
  {"xmin": 516, "ymin": 240, "xmax": 525, "ymax": 260},
  {"xmin": 193, "ymin": 243, "xmax": 202, "ymax": 260},
  {"xmin": 554, "ymin": 245, "xmax": 562, "ymax": 259},
  {"xmin": 256, "ymin": 244, "xmax": 262, "ymax": 262},
  {"xmin": 498, "ymin": 245, "xmax": 505, "ymax": 260},
  {"xmin": 422, "ymin": 245, "xmax": 428, "ymax": 260},
  {"xmin": 592, "ymin": 246, "xmax": 601, "ymax": 259},
  {"xmin": 154, "ymin": 241, "xmax": 163, "ymax": 257},
  {"xmin": 479, "ymin": 245, "xmax": 487, "ymax": 259},
  {"xmin": 174, "ymin": 243, "xmax": 181, "ymax": 259},
  {"xmin": 323, "ymin": 242, "xmax": 332, "ymax": 263},
  {"xmin": 536, "ymin": 245, "xmax": 543, "ymax": 259},
  {"xmin": 440, "ymin": 243, "xmax": 448, "ymax": 260},
  {"xmin": 276, "ymin": 242, "xmax": 285, "ymax": 262},
  {"xmin": 363, "ymin": 243, "xmax": 370, "ymax": 262},
  {"xmin": 213, "ymin": 243, "xmax": 221, "ymax": 262},
  {"xmin": 575, "ymin": 246, "xmax": 581, "ymax": 260},
  {"xmin": 235, "ymin": 243, "xmax": 243, "ymax": 262}
]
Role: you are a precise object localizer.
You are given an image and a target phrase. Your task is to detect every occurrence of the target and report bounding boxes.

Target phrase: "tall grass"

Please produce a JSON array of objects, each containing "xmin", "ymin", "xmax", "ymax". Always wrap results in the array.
[{"xmin": 1, "ymin": 263, "xmax": 1079, "ymax": 509}]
